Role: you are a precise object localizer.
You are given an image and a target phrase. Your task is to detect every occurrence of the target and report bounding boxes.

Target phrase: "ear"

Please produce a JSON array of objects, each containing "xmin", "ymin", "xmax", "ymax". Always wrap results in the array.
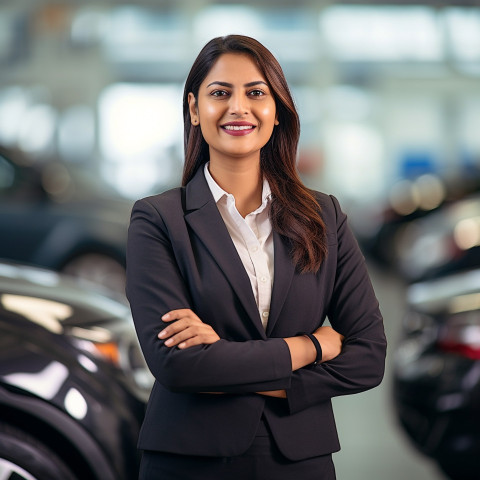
[
  {"xmin": 188, "ymin": 92, "xmax": 199, "ymax": 125},
  {"xmin": 274, "ymin": 112, "xmax": 279, "ymax": 126}
]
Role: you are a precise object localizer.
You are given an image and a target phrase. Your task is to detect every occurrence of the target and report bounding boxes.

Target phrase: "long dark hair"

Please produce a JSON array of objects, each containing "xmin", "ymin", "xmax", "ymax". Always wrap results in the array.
[{"xmin": 182, "ymin": 35, "xmax": 327, "ymax": 273}]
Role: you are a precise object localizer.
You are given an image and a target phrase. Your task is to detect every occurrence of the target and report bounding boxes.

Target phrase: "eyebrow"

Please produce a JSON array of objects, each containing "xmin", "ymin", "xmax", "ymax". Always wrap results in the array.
[{"xmin": 206, "ymin": 81, "xmax": 268, "ymax": 88}]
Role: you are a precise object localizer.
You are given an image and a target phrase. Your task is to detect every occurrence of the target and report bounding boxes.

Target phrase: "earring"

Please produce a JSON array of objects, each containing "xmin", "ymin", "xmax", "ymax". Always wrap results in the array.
[{"xmin": 192, "ymin": 119, "xmax": 198, "ymax": 125}]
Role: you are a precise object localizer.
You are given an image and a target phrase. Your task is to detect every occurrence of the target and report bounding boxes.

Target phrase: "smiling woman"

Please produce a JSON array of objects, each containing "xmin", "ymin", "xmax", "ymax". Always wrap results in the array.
[
  {"xmin": 188, "ymin": 54, "xmax": 278, "ymax": 165},
  {"xmin": 187, "ymin": 53, "xmax": 278, "ymax": 217},
  {"xmin": 182, "ymin": 35, "xmax": 328, "ymax": 271},
  {"xmin": 126, "ymin": 34, "xmax": 386, "ymax": 480}
]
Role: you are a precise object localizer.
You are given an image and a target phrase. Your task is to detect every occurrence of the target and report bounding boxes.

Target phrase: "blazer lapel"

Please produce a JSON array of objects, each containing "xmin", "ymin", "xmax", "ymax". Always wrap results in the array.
[
  {"xmin": 184, "ymin": 168, "xmax": 265, "ymax": 336},
  {"xmin": 266, "ymin": 232, "xmax": 295, "ymax": 336}
]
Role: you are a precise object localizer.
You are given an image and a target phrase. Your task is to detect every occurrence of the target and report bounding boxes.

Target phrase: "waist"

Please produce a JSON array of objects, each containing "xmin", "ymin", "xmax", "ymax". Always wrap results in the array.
[{"xmin": 256, "ymin": 415, "xmax": 270, "ymax": 437}]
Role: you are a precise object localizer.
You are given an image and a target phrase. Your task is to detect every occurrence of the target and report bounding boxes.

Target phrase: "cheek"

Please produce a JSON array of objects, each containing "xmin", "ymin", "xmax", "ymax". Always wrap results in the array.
[
  {"xmin": 198, "ymin": 105, "xmax": 220, "ymax": 140},
  {"xmin": 199, "ymin": 102, "xmax": 222, "ymax": 123},
  {"xmin": 259, "ymin": 104, "xmax": 276, "ymax": 124}
]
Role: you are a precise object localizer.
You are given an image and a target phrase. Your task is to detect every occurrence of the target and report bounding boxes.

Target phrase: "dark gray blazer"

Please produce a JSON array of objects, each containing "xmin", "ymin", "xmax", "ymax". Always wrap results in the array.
[{"xmin": 126, "ymin": 167, "xmax": 387, "ymax": 461}]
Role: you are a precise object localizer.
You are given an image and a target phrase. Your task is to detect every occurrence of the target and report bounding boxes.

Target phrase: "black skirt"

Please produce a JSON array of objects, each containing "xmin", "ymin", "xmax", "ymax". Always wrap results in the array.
[{"xmin": 139, "ymin": 418, "xmax": 336, "ymax": 480}]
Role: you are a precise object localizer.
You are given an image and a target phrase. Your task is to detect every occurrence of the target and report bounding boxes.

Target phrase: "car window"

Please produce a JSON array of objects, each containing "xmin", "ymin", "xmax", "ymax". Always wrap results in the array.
[{"xmin": 0, "ymin": 152, "xmax": 47, "ymax": 201}]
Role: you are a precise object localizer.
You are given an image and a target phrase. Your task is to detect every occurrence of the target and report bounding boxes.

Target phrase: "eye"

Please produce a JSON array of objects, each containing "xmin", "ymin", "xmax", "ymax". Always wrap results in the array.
[
  {"xmin": 248, "ymin": 89, "xmax": 265, "ymax": 97},
  {"xmin": 210, "ymin": 90, "xmax": 229, "ymax": 97}
]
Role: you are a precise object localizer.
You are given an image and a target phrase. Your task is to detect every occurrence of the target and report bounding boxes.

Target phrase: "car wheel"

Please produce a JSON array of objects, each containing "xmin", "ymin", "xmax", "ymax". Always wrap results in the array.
[
  {"xmin": 0, "ymin": 423, "xmax": 77, "ymax": 480},
  {"xmin": 62, "ymin": 253, "xmax": 126, "ymax": 296}
]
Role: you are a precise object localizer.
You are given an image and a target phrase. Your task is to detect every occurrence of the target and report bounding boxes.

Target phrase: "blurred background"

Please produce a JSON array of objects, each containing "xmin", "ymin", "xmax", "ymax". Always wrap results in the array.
[{"xmin": 1, "ymin": 1, "xmax": 480, "ymax": 479}]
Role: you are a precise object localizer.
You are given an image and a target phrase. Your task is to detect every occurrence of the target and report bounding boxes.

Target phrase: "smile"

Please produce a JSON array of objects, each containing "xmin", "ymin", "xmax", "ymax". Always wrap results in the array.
[
  {"xmin": 220, "ymin": 123, "xmax": 256, "ymax": 136},
  {"xmin": 223, "ymin": 125, "xmax": 254, "ymax": 131}
]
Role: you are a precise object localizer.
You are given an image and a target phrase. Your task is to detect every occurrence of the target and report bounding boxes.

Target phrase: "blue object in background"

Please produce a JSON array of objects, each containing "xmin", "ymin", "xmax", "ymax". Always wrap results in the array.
[{"xmin": 398, "ymin": 149, "xmax": 438, "ymax": 180}]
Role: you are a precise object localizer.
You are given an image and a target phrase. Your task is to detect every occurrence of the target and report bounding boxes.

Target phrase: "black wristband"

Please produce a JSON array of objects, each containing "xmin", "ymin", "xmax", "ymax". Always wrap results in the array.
[{"xmin": 300, "ymin": 332, "xmax": 322, "ymax": 365}]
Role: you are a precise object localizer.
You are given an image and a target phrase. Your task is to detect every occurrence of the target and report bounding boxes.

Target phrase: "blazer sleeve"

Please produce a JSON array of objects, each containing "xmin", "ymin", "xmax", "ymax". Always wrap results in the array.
[
  {"xmin": 286, "ymin": 195, "xmax": 387, "ymax": 414},
  {"xmin": 126, "ymin": 197, "xmax": 292, "ymax": 394}
]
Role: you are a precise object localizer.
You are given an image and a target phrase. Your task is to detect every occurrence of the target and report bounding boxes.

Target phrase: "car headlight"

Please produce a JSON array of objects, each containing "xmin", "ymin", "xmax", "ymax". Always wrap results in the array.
[
  {"xmin": 0, "ymin": 290, "xmax": 153, "ymax": 401},
  {"xmin": 67, "ymin": 321, "xmax": 153, "ymax": 399}
]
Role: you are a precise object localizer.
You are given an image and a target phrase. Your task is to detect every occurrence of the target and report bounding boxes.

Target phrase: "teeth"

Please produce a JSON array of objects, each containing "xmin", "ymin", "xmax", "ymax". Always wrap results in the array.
[{"xmin": 224, "ymin": 125, "xmax": 254, "ymax": 131}]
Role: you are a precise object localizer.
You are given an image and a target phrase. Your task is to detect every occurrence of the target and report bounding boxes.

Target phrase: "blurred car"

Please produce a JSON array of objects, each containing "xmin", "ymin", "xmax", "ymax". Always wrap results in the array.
[
  {"xmin": 0, "ymin": 261, "xmax": 152, "ymax": 480},
  {"xmin": 0, "ymin": 146, "xmax": 133, "ymax": 296},
  {"xmin": 349, "ymin": 172, "xmax": 480, "ymax": 273},
  {"xmin": 349, "ymin": 174, "xmax": 448, "ymax": 268},
  {"xmin": 393, "ymin": 193, "xmax": 480, "ymax": 283},
  {"xmin": 393, "ymin": 268, "xmax": 480, "ymax": 480}
]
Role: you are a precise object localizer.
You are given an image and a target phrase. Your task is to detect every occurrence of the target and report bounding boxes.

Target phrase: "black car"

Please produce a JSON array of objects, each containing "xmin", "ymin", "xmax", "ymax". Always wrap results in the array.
[
  {"xmin": 351, "ymin": 173, "xmax": 480, "ymax": 276},
  {"xmin": 0, "ymin": 261, "xmax": 152, "ymax": 480},
  {"xmin": 392, "ymin": 193, "xmax": 480, "ymax": 283},
  {"xmin": 393, "ymin": 268, "xmax": 480, "ymax": 480},
  {"xmin": 0, "ymin": 147, "xmax": 133, "ymax": 296}
]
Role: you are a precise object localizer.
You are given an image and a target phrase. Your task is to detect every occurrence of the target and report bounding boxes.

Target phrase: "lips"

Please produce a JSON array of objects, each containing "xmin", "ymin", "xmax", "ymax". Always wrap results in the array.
[
  {"xmin": 224, "ymin": 125, "xmax": 254, "ymax": 131},
  {"xmin": 220, "ymin": 121, "xmax": 256, "ymax": 136}
]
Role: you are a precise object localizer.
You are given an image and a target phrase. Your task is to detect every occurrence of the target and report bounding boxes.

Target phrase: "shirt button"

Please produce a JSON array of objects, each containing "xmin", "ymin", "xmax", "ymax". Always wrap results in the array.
[
  {"xmin": 260, "ymin": 276, "xmax": 268, "ymax": 283},
  {"xmin": 251, "ymin": 246, "xmax": 259, "ymax": 253},
  {"xmin": 262, "ymin": 311, "xmax": 269, "ymax": 318}
]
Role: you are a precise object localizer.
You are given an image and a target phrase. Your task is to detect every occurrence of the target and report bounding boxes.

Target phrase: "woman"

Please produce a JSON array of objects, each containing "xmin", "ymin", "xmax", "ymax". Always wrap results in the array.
[{"xmin": 126, "ymin": 35, "xmax": 387, "ymax": 480}]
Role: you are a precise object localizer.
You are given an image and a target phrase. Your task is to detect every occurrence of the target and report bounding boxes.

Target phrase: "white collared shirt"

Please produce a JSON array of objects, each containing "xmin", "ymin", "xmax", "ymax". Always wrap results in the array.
[{"xmin": 204, "ymin": 163, "xmax": 274, "ymax": 330}]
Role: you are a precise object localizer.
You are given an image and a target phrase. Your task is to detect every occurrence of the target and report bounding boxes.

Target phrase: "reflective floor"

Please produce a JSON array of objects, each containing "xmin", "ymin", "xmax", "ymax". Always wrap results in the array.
[{"xmin": 332, "ymin": 263, "xmax": 444, "ymax": 480}]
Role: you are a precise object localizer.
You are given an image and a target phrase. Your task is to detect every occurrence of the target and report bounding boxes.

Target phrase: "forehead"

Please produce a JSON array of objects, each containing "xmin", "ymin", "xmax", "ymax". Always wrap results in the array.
[{"xmin": 202, "ymin": 53, "xmax": 266, "ymax": 84}]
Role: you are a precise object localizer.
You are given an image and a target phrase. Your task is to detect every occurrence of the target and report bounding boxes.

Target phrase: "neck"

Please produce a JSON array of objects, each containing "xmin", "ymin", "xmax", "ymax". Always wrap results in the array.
[{"xmin": 208, "ymin": 155, "xmax": 263, "ymax": 217}]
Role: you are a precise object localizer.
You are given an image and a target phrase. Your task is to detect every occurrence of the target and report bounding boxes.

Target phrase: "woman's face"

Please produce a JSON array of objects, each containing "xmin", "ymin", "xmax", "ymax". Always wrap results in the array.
[{"xmin": 188, "ymin": 53, "xmax": 278, "ymax": 164}]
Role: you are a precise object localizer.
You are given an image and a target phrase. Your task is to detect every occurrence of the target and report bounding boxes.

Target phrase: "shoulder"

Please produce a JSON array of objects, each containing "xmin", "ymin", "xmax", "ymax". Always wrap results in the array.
[
  {"xmin": 129, "ymin": 187, "xmax": 186, "ymax": 234},
  {"xmin": 311, "ymin": 191, "xmax": 345, "ymax": 225},
  {"xmin": 133, "ymin": 186, "xmax": 184, "ymax": 216}
]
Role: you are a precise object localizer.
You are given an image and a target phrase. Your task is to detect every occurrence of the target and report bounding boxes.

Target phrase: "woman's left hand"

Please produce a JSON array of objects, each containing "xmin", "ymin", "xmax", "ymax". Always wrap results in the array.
[{"xmin": 158, "ymin": 309, "xmax": 221, "ymax": 349}]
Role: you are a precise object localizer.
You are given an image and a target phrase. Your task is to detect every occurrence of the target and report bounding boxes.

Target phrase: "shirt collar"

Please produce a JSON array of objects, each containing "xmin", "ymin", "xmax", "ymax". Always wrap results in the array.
[{"xmin": 204, "ymin": 162, "xmax": 272, "ymax": 209}]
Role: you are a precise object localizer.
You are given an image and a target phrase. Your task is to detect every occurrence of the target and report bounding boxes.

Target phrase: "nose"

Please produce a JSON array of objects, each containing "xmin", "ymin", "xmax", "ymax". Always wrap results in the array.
[{"xmin": 228, "ymin": 92, "xmax": 248, "ymax": 116}]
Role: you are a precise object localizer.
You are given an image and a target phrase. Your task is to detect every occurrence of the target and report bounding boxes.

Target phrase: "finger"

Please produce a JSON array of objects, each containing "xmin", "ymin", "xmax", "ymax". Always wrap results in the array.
[
  {"xmin": 158, "ymin": 319, "xmax": 191, "ymax": 339},
  {"xmin": 164, "ymin": 328, "xmax": 198, "ymax": 347},
  {"xmin": 162, "ymin": 309, "xmax": 195, "ymax": 322},
  {"xmin": 174, "ymin": 335, "xmax": 207, "ymax": 349},
  {"xmin": 163, "ymin": 326, "xmax": 220, "ymax": 348}
]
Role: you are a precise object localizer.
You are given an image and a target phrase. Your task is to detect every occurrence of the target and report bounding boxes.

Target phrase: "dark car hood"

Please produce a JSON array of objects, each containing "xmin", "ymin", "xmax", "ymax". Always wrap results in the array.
[{"xmin": 0, "ymin": 262, "xmax": 131, "ymax": 327}]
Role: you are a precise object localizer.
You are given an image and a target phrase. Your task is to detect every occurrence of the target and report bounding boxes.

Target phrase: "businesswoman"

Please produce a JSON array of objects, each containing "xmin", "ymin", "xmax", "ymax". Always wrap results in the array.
[{"xmin": 126, "ymin": 35, "xmax": 387, "ymax": 480}]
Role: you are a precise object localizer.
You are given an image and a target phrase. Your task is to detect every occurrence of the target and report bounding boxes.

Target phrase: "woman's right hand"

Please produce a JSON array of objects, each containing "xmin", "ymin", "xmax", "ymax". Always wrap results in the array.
[
  {"xmin": 158, "ymin": 309, "xmax": 220, "ymax": 349},
  {"xmin": 313, "ymin": 326, "xmax": 344, "ymax": 363}
]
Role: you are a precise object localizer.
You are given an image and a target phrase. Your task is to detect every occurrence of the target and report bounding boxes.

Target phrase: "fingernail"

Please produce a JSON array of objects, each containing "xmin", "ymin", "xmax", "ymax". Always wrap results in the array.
[
  {"xmin": 179, "ymin": 342, "xmax": 186, "ymax": 349},
  {"xmin": 158, "ymin": 330, "xmax": 166, "ymax": 338},
  {"xmin": 162, "ymin": 314, "xmax": 170, "ymax": 320},
  {"xmin": 165, "ymin": 339, "xmax": 173, "ymax": 346}
]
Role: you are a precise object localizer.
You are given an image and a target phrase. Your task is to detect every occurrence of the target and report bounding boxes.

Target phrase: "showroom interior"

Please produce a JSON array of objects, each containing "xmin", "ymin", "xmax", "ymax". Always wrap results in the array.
[{"xmin": 1, "ymin": 1, "xmax": 480, "ymax": 479}]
